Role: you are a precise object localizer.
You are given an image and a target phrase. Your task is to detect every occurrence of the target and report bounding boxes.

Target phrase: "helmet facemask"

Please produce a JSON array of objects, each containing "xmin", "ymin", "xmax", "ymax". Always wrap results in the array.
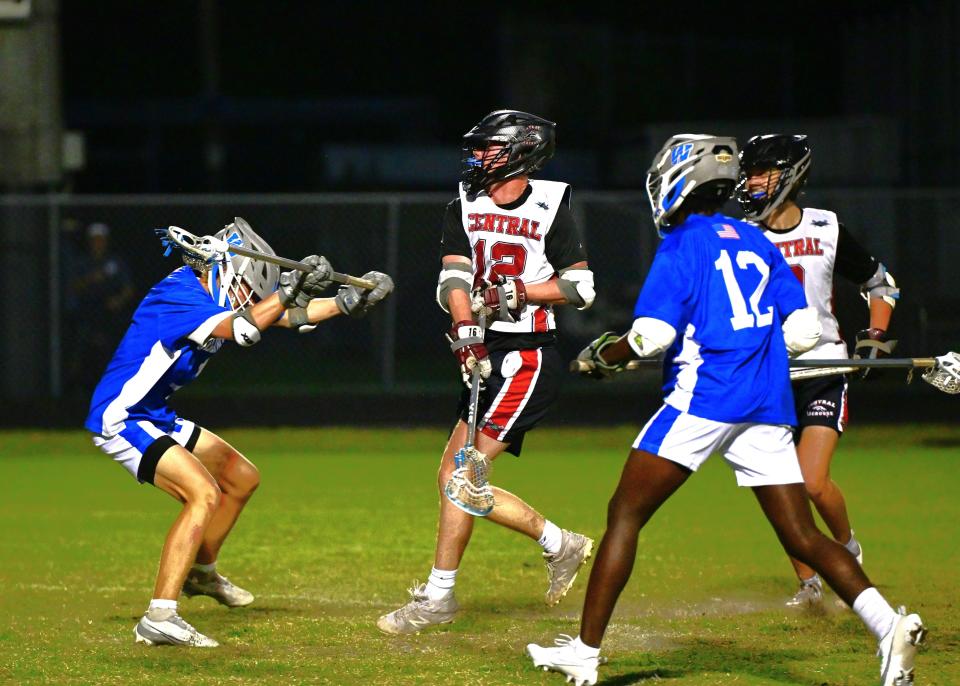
[
  {"xmin": 736, "ymin": 135, "xmax": 811, "ymax": 222},
  {"xmin": 205, "ymin": 218, "xmax": 280, "ymax": 312},
  {"xmin": 460, "ymin": 110, "xmax": 556, "ymax": 196}
]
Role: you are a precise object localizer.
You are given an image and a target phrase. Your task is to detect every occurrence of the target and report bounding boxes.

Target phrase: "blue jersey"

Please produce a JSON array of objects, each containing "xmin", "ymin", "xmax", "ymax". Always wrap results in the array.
[
  {"xmin": 85, "ymin": 266, "xmax": 233, "ymax": 437},
  {"xmin": 634, "ymin": 213, "xmax": 807, "ymax": 425}
]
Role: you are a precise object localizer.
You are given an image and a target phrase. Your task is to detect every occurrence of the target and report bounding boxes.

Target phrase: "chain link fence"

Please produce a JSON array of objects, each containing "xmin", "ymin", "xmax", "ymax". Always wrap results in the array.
[{"xmin": 1, "ymin": 191, "xmax": 958, "ymax": 415}]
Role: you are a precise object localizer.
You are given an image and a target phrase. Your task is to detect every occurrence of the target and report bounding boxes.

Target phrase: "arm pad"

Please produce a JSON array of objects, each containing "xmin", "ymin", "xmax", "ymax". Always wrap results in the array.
[
  {"xmin": 436, "ymin": 262, "xmax": 472, "ymax": 313},
  {"xmin": 232, "ymin": 309, "xmax": 262, "ymax": 347},
  {"xmin": 860, "ymin": 263, "xmax": 899, "ymax": 309},
  {"xmin": 627, "ymin": 317, "xmax": 677, "ymax": 358},
  {"xmin": 557, "ymin": 267, "xmax": 595, "ymax": 310},
  {"xmin": 782, "ymin": 306, "xmax": 822, "ymax": 355}
]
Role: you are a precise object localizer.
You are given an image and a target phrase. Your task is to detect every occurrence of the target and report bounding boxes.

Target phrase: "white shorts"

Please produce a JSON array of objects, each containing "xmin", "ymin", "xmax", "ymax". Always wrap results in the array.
[
  {"xmin": 92, "ymin": 418, "xmax": 200, "ymax": 485},
  {"xmin": 634, "ymin": 404, "xmax": 803, "ymax": 487}
]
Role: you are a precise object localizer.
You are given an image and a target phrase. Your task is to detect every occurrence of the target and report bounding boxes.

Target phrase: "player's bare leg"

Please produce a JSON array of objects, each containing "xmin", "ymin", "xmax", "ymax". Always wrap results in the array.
[
  {"xmin": 182, "ymin": 429, "xmax": 260, "ymax": 607},
  {"xmin": 754, "ymin": 481, "xmax": 924, "ymax": 683},
  {"xmin": 579, "ymin": 449, "xmax": 690, "ymax": 646},
  {"xmin": 787, "ymin": 427, "xmax": 861, "ymax": 604},
  {"xmin": 378, "ymin": 420, "xmax": 591, "ymax": 633},
  {"xmin": 135, "ymin": 446, "xmax": 221, "ymax": 647},
  {"xmin": 754, "ymin": 482, "xmax": 868, "ymax": 604}
]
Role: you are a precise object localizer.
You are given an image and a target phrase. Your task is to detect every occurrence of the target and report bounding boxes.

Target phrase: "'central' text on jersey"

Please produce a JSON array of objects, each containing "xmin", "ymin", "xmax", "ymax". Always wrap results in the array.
[{"xmin": 466, "ymin": 213, "xmax": 543, "ymax": 241}]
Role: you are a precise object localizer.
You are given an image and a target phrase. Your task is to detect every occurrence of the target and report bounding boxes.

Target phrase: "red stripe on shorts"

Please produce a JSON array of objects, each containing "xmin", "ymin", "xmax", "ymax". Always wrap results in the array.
[{"xmin": 482, "ymin": 349, "xmax": 541, "ymax": 440}]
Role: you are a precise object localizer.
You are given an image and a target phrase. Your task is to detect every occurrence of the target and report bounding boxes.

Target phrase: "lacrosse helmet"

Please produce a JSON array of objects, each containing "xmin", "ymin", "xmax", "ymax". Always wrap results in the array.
[
  {"xmin": 646, "ymin": 134, "xmax": 739, "ymax": 235},
  {"xmin": 207, "ymin": 217, "xmax": 280, "ymax": 311},
  {"xmin": 461, "ymin": 110, "xmax": 556, "ymax": 196},
  {"xmin": 736, "ymin": 134, "xmax": 811, "ymax": 222}
]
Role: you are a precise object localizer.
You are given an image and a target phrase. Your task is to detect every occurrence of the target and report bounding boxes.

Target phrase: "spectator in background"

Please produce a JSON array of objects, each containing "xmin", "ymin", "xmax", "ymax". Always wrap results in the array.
[{"xmin": 65, "ymin": 222, "xmax": 136, "ymax": 393}]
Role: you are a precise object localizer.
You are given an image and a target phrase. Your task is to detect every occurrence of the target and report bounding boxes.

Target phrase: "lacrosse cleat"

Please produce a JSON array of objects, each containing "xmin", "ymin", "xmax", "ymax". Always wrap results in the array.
[
  {"xmin": 183, "ymin": 571, "xmax": 254, "ymax": 608},
  {"xmin": 376, "ymin": 581, "xmax": 459, "ymax": 635},
  {"xmin": 878, "ymin": 608, "xmax": 926, "ymax": 686},
  {"xmin": 527, "ymin": 635, "xmax": 599, "ymax": 686},
  {"xmin": 134, "ymin": 608, "xmax": 219, "ymax": 647},
  {"xmin": 786, "ymin": 577, "xmax": 823, "ymax": 607},
  {"xmin": 544, "ymin": 530, "xmax": 594, "ymax": 606}
]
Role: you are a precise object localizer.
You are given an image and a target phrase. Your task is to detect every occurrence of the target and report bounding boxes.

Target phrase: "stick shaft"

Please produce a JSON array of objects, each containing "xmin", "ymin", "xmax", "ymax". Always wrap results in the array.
[
  {"xmin": 570, "ymin": 357, "xmax": 938, "ymax": 373},
  {"xmin": 227, "ymin": 244, "xmax": 378, "ymax": 290},
  {"xmin": 464, "ymin": 311, "xmax": 486, "ymax": 450}
]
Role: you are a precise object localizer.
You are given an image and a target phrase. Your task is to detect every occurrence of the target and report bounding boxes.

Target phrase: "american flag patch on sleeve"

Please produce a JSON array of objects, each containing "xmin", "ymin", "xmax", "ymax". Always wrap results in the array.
[{"xmin": 715, "ymin": 224, "xmax": 740, "ymax": 239}]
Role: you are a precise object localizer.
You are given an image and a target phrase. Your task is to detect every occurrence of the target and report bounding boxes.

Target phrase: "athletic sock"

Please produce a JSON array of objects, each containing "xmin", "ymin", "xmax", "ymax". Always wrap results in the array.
[
  {"xmin": 801, "ymin": 574, "xmax": 822, "ymax": 588},
  {"xmin": 425, "ymin": 567, "xmax": 457, "ymax": 600},
  {"xmin": 571, "ymin": 635, "xmax": 600, "ymax": 659},
  {"xmin": 148, "ymin": 598, "xmax": 177, "ymax": 612},
  {"xmin": 192, "ymin": 561, "xmax": 217, "ymax": 575},
  {"xmin": 844, "ymin": 531, "xmax": 862, "ymax": 559},
  {"xmin": 539, "ymin": 520, "xmax": 563, "ymax": 556},
  {"xmin": 852, "ymin": 587, "xmax": 897, "ymax": 640}
]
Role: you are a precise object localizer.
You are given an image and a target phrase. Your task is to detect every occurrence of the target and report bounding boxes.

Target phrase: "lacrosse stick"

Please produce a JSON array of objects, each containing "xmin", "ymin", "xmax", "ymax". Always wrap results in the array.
[
  {"xmin": 156, "ymin": 225, "xmax": 377, "ymax": 290},
  {"xmin": 569, "ymin": 353, "xmax": 960, "ymax": 394},
  {"xmin": 444, "ymin": 311, "xmax": 495, "ymax": 517}
]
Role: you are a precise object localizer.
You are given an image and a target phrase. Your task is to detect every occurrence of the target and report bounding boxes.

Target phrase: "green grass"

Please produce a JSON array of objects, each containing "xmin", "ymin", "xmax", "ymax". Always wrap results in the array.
[{"xmin": 1, "ymin": 425, "xmax": 958, "ymax": 685}]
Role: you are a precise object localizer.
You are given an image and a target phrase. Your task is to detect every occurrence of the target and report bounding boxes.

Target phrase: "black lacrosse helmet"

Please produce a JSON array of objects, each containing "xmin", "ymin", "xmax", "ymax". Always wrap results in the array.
[
  {"xmin": 736, "ymin": 134, "xmax": 811, "ymax": 221},
  {"xmin": 461, "ymin": 110, "xmax": 556, "ymax": 196}
]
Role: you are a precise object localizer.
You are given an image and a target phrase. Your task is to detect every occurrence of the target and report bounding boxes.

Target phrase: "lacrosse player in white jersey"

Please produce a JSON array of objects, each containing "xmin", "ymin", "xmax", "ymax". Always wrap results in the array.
[
  {"xmin": 85, "ymin": 218, "xmax": 393, "ymax": 647},
  {"xmin": 738, "ymin": 134, "xmax": 900, "ymax": 607},
  {"xmin": 377, "ymin": 110, "xmax": 595, "ymax": 635}
]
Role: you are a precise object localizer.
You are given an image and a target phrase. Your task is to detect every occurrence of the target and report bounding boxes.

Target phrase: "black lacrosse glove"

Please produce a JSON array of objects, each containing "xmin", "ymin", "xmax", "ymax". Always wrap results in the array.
[
  {"xmin": 335, "ymin": 271, "xmax": 394, "ymax": 318},
  {"xmin": 853, "ymin": 328, "xmax": 897, "ymax": 380},
  {"xmin": 576, "ymin": 331, "xmax": 626, "ymax": 380}
]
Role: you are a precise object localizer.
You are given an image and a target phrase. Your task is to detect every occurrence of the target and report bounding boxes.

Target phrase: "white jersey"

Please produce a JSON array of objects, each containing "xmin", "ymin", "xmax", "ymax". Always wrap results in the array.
[
  {"xmin": 458, "ymin": 180, "xmax": 570, "ymax": 333},
  {"xmin": 762, "ymin": 207, "xmax": 846, "ymax": 360}
]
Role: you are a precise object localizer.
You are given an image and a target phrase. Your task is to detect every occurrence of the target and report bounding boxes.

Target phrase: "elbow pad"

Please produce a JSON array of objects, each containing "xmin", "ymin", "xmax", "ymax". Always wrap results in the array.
[
  {"xmin": 232, "ymin": 310, "xmax": 262, "ymax": 347},
  {"xmin": 782, "ymin": 306, "xmax": 822, "ymax": 355},
  {"xmin": 860, "ymin": 263, "xmax": 899, "ymax": 309},
  {"xmin": 557, "ymin": 267, "xmax": 596, "ymax": 310},
  {"xmin": 627, "ymin": 317, "xmax": 677, "ymax": 358},
  {"xmin": 436, "ymin": 263, "xmax": 472, "ymax": 313}
]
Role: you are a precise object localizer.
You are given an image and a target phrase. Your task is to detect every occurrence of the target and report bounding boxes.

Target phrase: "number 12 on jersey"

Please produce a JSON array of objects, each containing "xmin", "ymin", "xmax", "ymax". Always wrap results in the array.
[
  {"xmin": 473, "ymin": 239, "xmax": 528, "ymax": 282},
  {"xmin": 714, "ymin": 249, "xmax": 773, "ymax": 331}
]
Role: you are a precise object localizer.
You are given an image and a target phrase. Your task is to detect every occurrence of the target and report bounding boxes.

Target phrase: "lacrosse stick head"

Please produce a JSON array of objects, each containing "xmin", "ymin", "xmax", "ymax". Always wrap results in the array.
[
  {"xmin": 444, "ymin": 447, "xmax": 494, "ymax": 516},
  {"xmin": 922, "ymin": 352, "xmax": 960, "ymax": 394}
]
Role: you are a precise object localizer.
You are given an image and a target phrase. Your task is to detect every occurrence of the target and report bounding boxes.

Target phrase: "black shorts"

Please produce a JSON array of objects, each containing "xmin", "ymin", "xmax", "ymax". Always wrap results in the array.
[
  {"xmin": 456, "ymin": 344, "xmax": 563, "ymax": 456},
  {"xmin": 793, "ymin": 374, "xmax": 849, "ymax": 436}
]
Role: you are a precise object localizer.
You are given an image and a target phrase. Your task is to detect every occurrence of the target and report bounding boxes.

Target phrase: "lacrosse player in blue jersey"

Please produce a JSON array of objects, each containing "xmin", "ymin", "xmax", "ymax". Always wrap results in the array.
[
  {"xmin": 526, "ymin": 136, "xmax": 924, "ymax": 686},
  {"xmin": 85, "ymin": 218, "xmax": 392, "ymax": 647}
]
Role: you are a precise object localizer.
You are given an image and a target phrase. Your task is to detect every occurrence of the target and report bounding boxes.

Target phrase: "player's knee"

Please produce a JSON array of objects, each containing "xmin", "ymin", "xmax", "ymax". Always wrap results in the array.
[
  {"xmin": 233, "ymin": 460, "xmax": 260, "ymax": 498},
  {"xmin": 187, "ymin": 478, "xmax": 221, "ymax": 515},
  {"xmin": 783, "ymin": 527, "xmax": 822, "ymax": 563},
  {"xmin": 803, "ymin": 476, "xmax": 828, "ymax": 503}
]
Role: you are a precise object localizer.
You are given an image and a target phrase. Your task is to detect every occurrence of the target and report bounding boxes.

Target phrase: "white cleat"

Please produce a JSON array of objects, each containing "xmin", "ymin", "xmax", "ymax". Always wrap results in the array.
[
  {"xmin": 878, "ymin": 608, "xmax": 926, "ymax": 686},
  {"xmin": 544, "ymin": 530, "xmax": 594, "ymax": 606},
  {"xmin": 183, "ymin": 571, "xmax": 254, "ymax": 608},
  {"xmin": 527, "ymin": 635, "xmax": 599, "ymax": 686},
  {"xmin": 376, "ymin": 581, "xmax": 459, "ymax": 635},
  {"xmin": 134, "ymin": 609, "xmax": 219, "ymax": 647}
]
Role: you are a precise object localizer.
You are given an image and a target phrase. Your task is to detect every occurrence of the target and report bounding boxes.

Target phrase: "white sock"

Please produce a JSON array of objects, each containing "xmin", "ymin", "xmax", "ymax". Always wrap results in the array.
[
  {"xmin": 192, "ymin": 561, "xmax": 217, "ymax": 575},
  {"xmin": 539, "ymin": 520, "xmax": 563, "ymax": 556},
  {"xmin": 852, "ymin": 587, "xmax": 897, "ymax": 640},
  {"xmin": 571, "ymin": 635, "xmax": 600, "ymax": 659},
  {"xmin": 425, "ymin": 567, "xmax": 457, "ymax": 600},
  {"xmin": 801, "ymin": 574, "xmax": 822, "ymax": 587},
  {"xmin": 148, "ymin": 598, "xmax": 177, "ymax": 612}
]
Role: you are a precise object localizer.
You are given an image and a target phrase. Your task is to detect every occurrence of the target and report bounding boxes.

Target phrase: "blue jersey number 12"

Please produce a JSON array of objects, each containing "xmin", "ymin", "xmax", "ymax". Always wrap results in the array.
[{"xmin": 714, "ymin": 250, "xmax": 774, "ymax": 331}]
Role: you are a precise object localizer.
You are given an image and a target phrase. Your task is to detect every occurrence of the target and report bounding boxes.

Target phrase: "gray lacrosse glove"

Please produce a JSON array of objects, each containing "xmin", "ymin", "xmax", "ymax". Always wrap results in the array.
[
  {"xmin": 299, "ymin": 255, "xmax": 334, "ymax": 298},
  {"xmin": 335, "ymin": 271, "xmax": 394, "ymax": 318},
  {"xmin": 577, "ymin": 331, "xmax": 626, "ymax": 380},
  {"xmin": 278, "ymin": 269, "xmax": 310, "ymax": 308}
]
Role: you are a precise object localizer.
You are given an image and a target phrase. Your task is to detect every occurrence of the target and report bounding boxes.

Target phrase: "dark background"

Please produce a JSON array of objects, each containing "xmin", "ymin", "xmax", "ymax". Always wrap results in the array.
[
  {"xmin": 1, "ymin": 1, "xmax": 958, "ymax": 426},
  {"xmin": 56, "ymin": 1, "xmax": 960, "ymax": 192}
]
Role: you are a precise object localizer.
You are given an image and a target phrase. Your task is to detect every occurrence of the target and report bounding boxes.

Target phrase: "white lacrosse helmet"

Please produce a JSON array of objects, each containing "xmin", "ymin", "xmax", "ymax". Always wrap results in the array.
[
  {"xmin": 646, "ymin": 134, "xmax": 739, "ymax": 235},
  {"xmin": 207, "ymin": 217, "xmax": 280, "ymax": 311}
]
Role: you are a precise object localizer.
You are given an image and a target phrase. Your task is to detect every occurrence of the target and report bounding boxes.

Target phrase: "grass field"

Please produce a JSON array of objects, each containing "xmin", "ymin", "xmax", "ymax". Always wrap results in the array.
[{"xmin": 1, "ymin": 425, "xmax": 957, "ymax": 685}]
